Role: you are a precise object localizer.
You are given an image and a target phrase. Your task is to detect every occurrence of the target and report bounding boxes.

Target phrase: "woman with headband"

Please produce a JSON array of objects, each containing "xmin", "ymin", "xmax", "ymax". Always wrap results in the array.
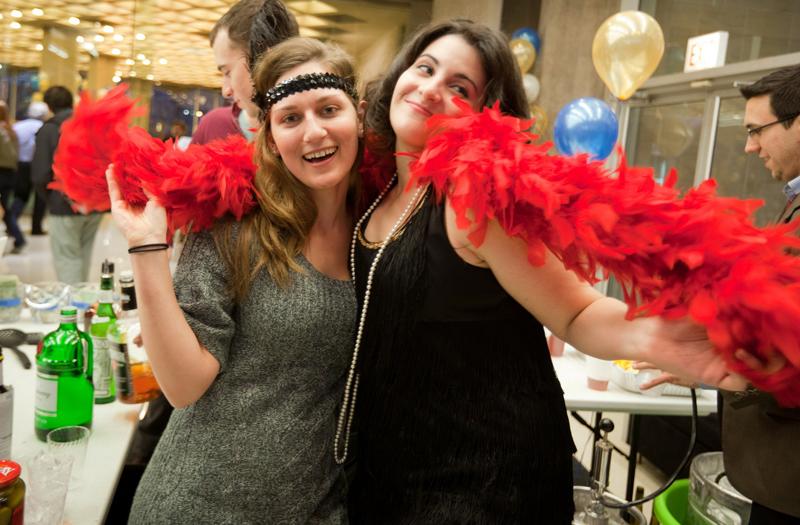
[
  {"xmin": 341, "ymin": 20, "xmax": 747, "ymax": 523},
  {"xmin": 116, "ymin": 38, "xmax": 361, "ymax": 524}
]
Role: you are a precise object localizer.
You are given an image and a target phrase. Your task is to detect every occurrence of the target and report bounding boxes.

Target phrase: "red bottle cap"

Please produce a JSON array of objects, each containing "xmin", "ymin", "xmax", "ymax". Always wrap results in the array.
[{"xmin": 0, "ymin": 460, "xmax": 21, "ymax": 487}]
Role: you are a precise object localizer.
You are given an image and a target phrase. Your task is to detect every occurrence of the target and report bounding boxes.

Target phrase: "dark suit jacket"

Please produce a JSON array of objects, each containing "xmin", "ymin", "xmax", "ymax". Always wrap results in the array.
[
  {"xmin": 31, "ymin": 108, "xmax": 77, "ymax": 215},
  {"xmin": 721, "ymin": 194, "xmax": 800, "ymax": 518}
]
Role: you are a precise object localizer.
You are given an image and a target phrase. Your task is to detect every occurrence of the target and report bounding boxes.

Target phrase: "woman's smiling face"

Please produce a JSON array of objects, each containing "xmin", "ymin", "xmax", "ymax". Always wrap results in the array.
[
  {"xmin": 268, "ymin": 61, "xmax": 360, "ymax": 194},
  {"xmin": 389, "ymin": 34, "xmax": 487, "ymax": 152}
]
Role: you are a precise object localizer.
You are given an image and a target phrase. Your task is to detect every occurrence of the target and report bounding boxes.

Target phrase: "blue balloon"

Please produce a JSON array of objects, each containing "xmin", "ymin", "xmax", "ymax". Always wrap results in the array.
[
  {"xmin": 553, "ymin": 97, "xmax": 618, "ymax": 161},
  {"xmin": 512, "ymin": 27, "xmax": 541, "ymax": 54}
]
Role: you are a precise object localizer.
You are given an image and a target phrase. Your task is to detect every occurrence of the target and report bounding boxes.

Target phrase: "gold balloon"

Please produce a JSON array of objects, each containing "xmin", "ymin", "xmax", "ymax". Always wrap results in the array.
[
  {"xmin": 510, "ymin": 38, "xmax": 536, "ymax": 74},
  {"xmin": 592, "ymin": 11, "xmax": 664, "ymax": 100},
  {"xmin": 528, "ymin": 103, "xmax": 548, "ymax": 137}
]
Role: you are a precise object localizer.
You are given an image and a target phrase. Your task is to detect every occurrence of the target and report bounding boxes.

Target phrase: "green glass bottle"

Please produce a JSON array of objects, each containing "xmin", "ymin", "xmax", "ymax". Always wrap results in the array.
[
  {"xmin": 92, "ymin": 266, "xmax": 117, "ymax": 404},
  {"xmin": 34, "ymin": 308, "xmax": 94, "ymax": 441}
]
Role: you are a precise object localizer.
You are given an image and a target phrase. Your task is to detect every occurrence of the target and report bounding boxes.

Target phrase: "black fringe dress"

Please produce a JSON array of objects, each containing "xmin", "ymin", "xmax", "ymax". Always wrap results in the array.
[{"xmin": 350, "ymin": 192, "xmax": 576, "ymax": 524}]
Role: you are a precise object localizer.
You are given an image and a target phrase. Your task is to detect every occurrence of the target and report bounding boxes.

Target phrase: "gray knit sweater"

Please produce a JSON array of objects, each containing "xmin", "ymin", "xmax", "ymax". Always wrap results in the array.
[{"xmin": 128, "ymin": 229, "xmax": 355, "ymax": 524}]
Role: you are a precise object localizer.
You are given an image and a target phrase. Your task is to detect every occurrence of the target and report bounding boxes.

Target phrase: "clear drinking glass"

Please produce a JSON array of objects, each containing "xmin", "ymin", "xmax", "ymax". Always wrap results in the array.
[
  {"xmin": 46, "ymin": 426, "xmax": 91, "ymax": 487},
  {"xmin": 24, "ymin": 451, "xmax": 72, "ymax": 525}
]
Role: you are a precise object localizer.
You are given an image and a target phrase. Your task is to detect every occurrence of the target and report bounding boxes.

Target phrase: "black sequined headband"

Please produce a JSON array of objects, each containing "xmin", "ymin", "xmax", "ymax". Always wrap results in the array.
[{"xmin": 253, "ymin": 72, "xmax": 358, "ymax": 115}]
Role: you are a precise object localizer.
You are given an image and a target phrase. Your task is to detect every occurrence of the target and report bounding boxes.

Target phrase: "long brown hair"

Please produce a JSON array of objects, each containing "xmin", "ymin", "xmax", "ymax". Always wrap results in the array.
[
  {"xmin": 364, "ymin": 19, "xmax": 529, "ymax": 157},
  {"xmin": 213, "ymin": 37, "xmax": 361, "ymax": 301}
]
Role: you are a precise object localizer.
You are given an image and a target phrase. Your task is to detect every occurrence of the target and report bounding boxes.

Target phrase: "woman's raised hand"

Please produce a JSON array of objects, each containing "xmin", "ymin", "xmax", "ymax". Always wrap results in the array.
[{"xmin": 106, "ymin": 164, "xmax": 167, "ymax": 247}]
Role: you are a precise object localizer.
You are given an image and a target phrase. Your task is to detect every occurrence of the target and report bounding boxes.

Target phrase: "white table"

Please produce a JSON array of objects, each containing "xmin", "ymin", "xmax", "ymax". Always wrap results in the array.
[
  {"xmin": 3, "ymin": 315, "xmax": 142, "ymax": 525},
  {"xmin": 553, "ymin": 345, "xmax": 718, "ymax": 415},
  {"xmin": 553, "ymin": 345, "xmax": 719, "ymax": 500}
]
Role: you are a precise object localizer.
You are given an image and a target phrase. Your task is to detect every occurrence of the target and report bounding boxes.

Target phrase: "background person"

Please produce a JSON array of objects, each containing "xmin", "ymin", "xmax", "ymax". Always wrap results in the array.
[
  {"xmin": 191, "ymin": 0, "xmax": 298, "ymax": 145},
  {"xmin": 32, "ymin": 86, "xmax": 103, "ymax": 284},
  {"xmin": 0, "ymin": 101, "xmax": 20, "ymax": 252},
  {"xmin": 11, "ymin": 102, "xmax": 49, "ymax": 242}
]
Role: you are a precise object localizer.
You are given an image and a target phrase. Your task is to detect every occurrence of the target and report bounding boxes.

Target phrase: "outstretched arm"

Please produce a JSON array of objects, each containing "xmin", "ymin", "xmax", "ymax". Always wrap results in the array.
[
  {"xmin": 107, "ymin": 167, "xmax": 220, "ymax": 408},
  {"xmin": 449, "ymin": 205, "xmax": 748, "ymax": 391}
]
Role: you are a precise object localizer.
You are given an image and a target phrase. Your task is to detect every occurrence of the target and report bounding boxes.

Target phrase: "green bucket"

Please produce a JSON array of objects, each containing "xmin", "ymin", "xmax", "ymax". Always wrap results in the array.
[{"xmin": 654, "ymin": 479, "xmax": 690, "ymax": 525}]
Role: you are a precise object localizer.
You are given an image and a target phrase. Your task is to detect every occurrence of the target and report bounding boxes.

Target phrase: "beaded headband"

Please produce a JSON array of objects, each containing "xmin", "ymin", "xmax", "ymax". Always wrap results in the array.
[{"xmin": 253, "ymin": 72, "xmax": 358, "ymax": 115}]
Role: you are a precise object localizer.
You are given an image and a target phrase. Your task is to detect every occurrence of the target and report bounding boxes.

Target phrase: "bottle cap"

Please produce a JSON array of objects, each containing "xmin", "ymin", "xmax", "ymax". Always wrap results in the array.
[
  {"xmin": 119, "ymin": 270, "xmax": 134, "ymax": 283},
  {"xmin": 0, "ymin": 460, "xmax": 21, "ymax": 488},
  {"xmin": 60, "ymin": 307, "xmax": 78, "ymax": 322}
]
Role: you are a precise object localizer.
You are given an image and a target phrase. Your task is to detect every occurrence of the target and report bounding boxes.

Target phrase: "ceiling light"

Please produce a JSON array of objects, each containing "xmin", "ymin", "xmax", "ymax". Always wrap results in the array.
[
  {"xmin": 82, "ymin": 42, "xmax": 95, "ymax": 51},
  {"xmin": 158, "ymin": 58, "xmax": 167, "ymax": 65},
  {"xmin": 135, "ymin": 33, "xmax": 145, "ymax": 41},
  {"xmin": 182, "ymin": 109, "xmax": 190, "ymax": 116},
  {"xmin": 142, "ymin": 59, "xmax": 151, "ymax": 66},
  {"xmin": 34, "ymin": 43, "xmax": 44, "ymax": 51},
  {"xmin": 10, "ymin": 10, "xmax": 22, "ymax": 18},
  {"xmin": 125, "ymin": 58, "xmax": 135, "ymax": 65},
  {"xmin": 102, "ymin": 25, "xmax": 114, "ymax": 33},
  {"xmin": 195, "ymin": 111, "xmax": 204, "ymax": 118},
  {"xmin": 9, "ymin": 21, "xmax": 21, "ymax": 29},
  {"xmin": 136, "ymin": 53, "xmax": 145, "ymax": 61},
  {"xmin": 94, "ymin": 34, "xmax": 104, "ymax": 42},
  {"xmin": 31, "ymin": 8, "xmax": 44, "ymax": 16},
  {"xmin": 68, "ymin": 17, "xmax": 80, "ymax": 25},
  {"xmin": 113, "ymin": 34, "xmax": 123, "ymax": 42},
  {"xmin": 111, "ymin": 48, "xmax": 120, "ymax": 55},
  {"xmin": 112, "ymin": 75, "xmax": 121, "ymax": 83},
  {"xmin": 146, "ymin": 74, "xmax": 154, "ymax": 80},
  {"xmin": 76, "ymin": 35, "xmax": 84, "ymax": 43}
]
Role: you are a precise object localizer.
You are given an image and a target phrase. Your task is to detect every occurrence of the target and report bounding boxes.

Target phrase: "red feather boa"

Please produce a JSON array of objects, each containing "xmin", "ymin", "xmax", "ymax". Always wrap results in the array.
[
  {"xmin": 409, "ymin": 99, "xmax": 800, "ymax": 406},
  {"xmin": 52, "ymin": 88, "xmax": 800, "ymax": 405},
  {"xmin": 51, "ymin": 85, "xmax": 258, "ymax": 236}
]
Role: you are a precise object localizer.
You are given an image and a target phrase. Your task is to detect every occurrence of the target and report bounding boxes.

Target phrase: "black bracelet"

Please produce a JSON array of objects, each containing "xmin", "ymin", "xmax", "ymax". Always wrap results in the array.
[{"xmin": 128, "ymin": 243, "xmax": 169, "ymax": 254}]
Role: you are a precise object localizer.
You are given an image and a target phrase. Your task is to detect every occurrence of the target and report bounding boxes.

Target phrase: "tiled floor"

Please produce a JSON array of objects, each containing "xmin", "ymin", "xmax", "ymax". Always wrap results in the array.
[{"xmin": 3, "ymin": 213, "xmax": 669, "ymax": 520}]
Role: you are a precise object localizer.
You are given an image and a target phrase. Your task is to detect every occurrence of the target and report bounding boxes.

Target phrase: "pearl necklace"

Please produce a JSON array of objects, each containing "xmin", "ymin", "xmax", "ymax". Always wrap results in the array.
[{"xmin": 334, "ymin": 174, "xmax": 427, "ymax": 464}]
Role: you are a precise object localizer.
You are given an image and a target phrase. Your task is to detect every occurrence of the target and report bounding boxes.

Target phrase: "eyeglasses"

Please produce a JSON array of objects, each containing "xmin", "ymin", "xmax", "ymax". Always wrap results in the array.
[{"xmin": 746, "ymin": 113, "xmax": 799, "ymax": 138}]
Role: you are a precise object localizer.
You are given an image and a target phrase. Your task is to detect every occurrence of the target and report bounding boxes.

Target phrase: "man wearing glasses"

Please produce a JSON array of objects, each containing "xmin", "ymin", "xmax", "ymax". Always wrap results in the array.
[{"xmin": 724, "ymin": 64, "xmax": 800, "ymax": 524}]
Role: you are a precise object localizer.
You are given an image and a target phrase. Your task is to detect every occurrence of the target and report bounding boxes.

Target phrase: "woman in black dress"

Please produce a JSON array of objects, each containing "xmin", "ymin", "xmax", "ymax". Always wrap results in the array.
[{"xmin": 340, "ymin": 20, "xmax": 747, "ymax": 524}]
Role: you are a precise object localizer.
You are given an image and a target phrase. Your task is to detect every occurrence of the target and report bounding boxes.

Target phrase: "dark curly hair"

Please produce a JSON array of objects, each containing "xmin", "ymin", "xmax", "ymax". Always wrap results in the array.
[{"xmin": 364, "ymin": 19, "xmax": 529, "ymax": 156}]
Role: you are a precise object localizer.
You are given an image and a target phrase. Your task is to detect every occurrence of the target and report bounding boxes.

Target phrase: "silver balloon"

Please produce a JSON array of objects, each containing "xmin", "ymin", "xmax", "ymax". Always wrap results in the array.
[{"xmin": 522, "ymin": 74, "xmax": 540, "ymax": 103}]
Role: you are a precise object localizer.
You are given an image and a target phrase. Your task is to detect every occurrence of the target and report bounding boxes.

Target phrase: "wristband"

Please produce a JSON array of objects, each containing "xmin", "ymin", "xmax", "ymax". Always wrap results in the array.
[{"xmin": 128, "ymin": 243, "xmax": 169, "ymax": 254}]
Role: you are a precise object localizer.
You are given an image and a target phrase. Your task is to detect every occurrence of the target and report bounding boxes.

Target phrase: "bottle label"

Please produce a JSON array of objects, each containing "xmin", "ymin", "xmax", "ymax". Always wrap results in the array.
[
  {"xmin": 92, "ymin": 336, "xmax": 113, "ymax": 398},
  {"xmin": 35, "ymin": 372, "xmax": 58, "ymax": 416},
  {"xmin": 109, "ymin": 343, "xmax": 133, "ymax": 398},
  {"xmin": 0, "ymin": 388, "xmax": 13, "ymax": 459},
  {"xmin": 98, "ymin": 290, "xmax": 113, "ymax": 303}
]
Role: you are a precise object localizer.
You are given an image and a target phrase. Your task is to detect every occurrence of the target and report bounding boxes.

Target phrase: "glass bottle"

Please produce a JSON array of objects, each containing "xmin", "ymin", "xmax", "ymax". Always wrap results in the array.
[
  {"xmin": 34, "ymin": 308, "xmax": 94, "ymax": 441},
  {"xmin": 91, "ymin": 269, "xmax": 116, "ymax": 404},
  {"xmin": 0, "ymin": 460, "xmax": 25, "ymax": 525},
  {"xmin": 109, "ymin": 271, "xmax": 160, "ymax": 404}
]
